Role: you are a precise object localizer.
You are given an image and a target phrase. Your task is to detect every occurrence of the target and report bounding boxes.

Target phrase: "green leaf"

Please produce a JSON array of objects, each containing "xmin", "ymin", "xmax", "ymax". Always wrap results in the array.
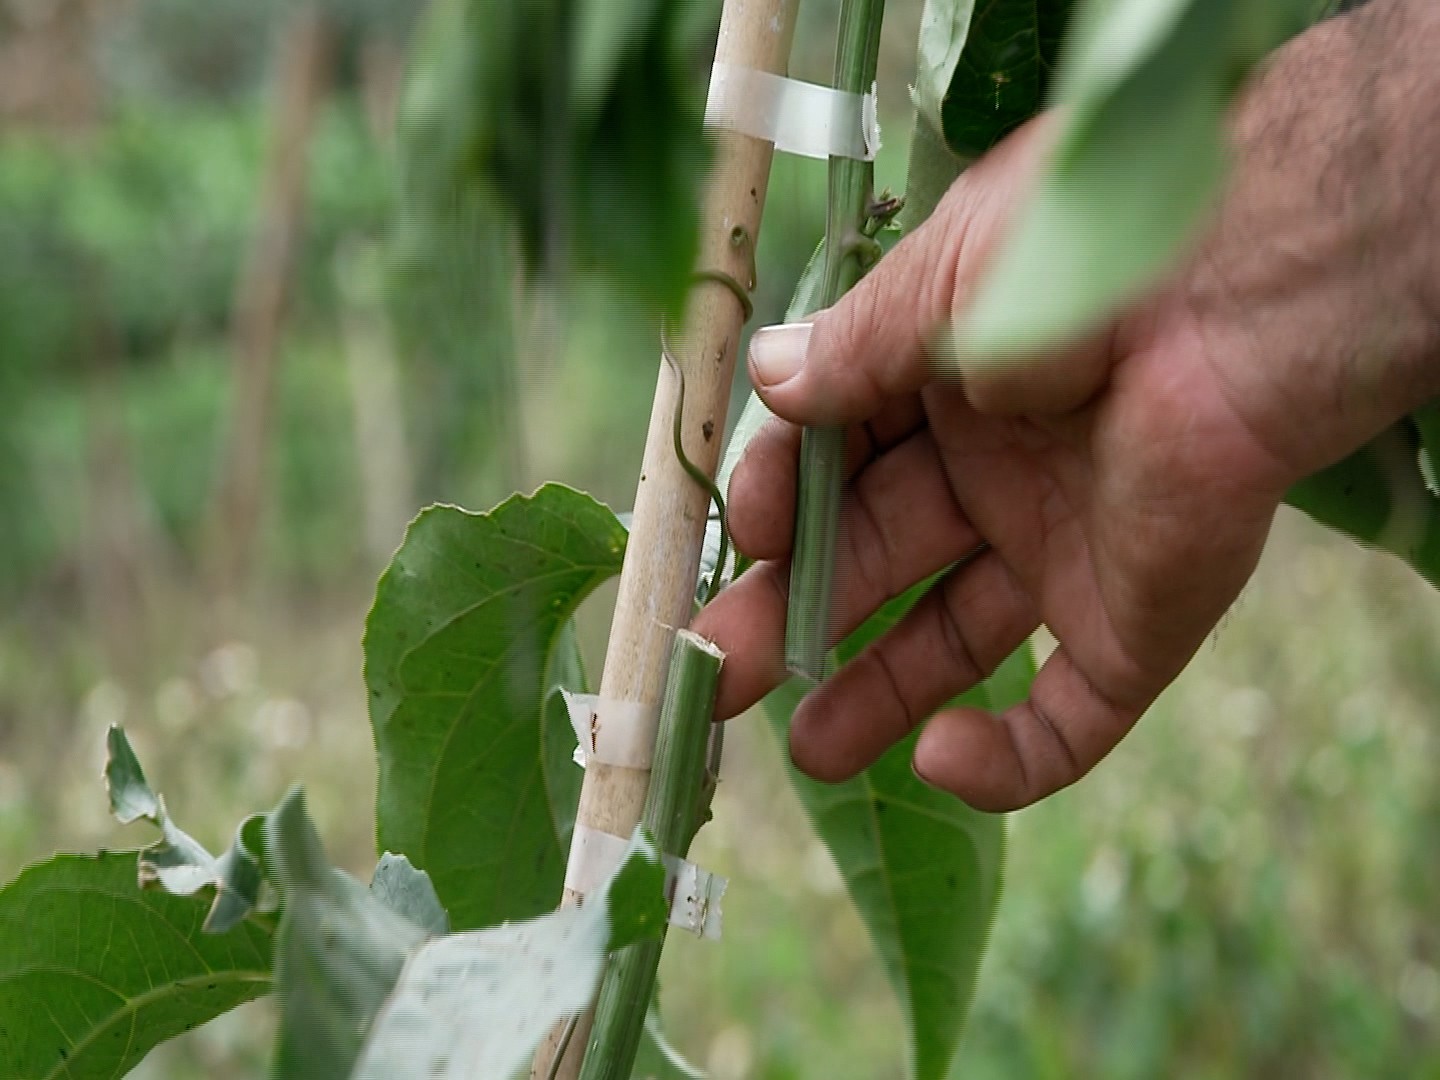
[
  {"xmin": 594, "ymin": 828, "xmax": 670, "ymax": 952},
  {"xmin": 784, "ymin": 238, "xmax": 830, "ymax": 324},
  {"xmin": 366, "ymin": 484, "xmax": 627, "ymax": 931},
  {"xmin": 914, "ymin": 0, "xmax": 1074, "ymax": 161},
  {"xmin": 957, "ymin": 0, "xmax": 1313, "ymax": 356},
  {"xmin": 574, "ymin": 0, "xmax": 663, "ymax": 105},
  {"xmin": 268, "ymin": 790, "xmax": 433, "ymax": 1080},
  {"xmin": 763, "ymin": 586, "xmax": 1034, "ymax": 1080},
  {"xmin": 386, "ymin": 190, "xmax": 525, "ymax": 501},
  {"xmin": 104, "ymin": 725, "xmax": 213, "ymax": 896},
  {"xmin": 371, "ymin": 854, "xmax": 451, "ymax": 937},
  {"xmin": 351, "ymin": 829, "xmax": 666, "ymax": 1080},
  {"xmin": 397, "ymin": 0, "xmax": 711, "ymax": 316},
  {"xmin": 103, "ymin": 724, "xmax": 161, "ymax": 824},
  {"xmin": 1412, "ymin": 403, "xmax": 1440, "ymax": 499},
  {"xmin": 1284, "ymin": 422, "xmax": 1440, "ymax": 590},
  {"xmin": 205, "ymin": 815, "xmax": 271, "ymax": 935},
  {"xmin": 719, "ymin": 391, "xmax": 772, "ymax": 500},
  {"xmin": 570, "ymin": 0, "xmax": 711, "ymax": 318},
  {"xmin": 104, "ymin": 725, "xmax": 269, "ymax": 933},
  {"xmin": 0, "ymin": 851, "xmax": 272, "ymax": 1080}
]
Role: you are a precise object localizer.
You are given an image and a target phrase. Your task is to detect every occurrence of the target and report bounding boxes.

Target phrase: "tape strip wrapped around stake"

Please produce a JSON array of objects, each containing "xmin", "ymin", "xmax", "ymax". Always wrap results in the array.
[
  {"xmin": 564, "ymin": 692, "xmax": 659, "ymax": 770},
  {"xmin": 564, "ymin": 824, "xmax": 727, "ymax": 941},
  {"xmin": 704, "ymin": 61, "xmax": 880, "ymax": 161}
]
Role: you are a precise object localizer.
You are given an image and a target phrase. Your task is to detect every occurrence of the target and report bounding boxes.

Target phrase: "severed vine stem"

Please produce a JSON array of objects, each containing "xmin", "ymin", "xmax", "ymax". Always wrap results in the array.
[
  {"xmin": 531, "ymin": 2, "xmax": 799, "ymax": 1076},
  {"xmin": 580, "ymin": 631, "xmax": 725, "ymax": 1080},
  {"xmin": 784, "ymin": 0, "xmax": 887, "ymax": 680}
]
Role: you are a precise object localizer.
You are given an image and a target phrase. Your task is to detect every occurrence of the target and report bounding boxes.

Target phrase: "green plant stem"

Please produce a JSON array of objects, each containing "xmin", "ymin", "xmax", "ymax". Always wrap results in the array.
[
  {"xmin": 784, "ymin": 0, "xmax": 887, "ymax": 680},
  {"xmin": 579, "ymin": 630, "xmax": 725, "ymax": 1080}
]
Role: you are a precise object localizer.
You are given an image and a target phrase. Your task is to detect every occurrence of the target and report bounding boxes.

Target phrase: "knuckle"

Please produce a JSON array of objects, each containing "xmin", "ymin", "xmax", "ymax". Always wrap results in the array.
[
  {"xmin": 935, "ymin": 586, "xmax": 986, "ymax": 685},
  {"xmin": 847, "ymin": 484, "xmax": 898, "ymax": 603}
]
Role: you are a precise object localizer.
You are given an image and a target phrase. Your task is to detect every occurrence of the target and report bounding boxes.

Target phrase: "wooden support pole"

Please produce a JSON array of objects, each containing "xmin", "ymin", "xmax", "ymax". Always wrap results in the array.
[
  {"xmin": 532, "ymin": 1, "xmax": 798, "ymax": 1075},
  {"xmin": 208, "ymin": 6, "xmax": 333, "ymax": 593}
]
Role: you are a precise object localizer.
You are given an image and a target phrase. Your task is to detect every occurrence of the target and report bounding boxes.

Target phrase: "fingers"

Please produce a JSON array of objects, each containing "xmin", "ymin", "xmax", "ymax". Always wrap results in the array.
[
  {"xmin": 787, "ymin": 547, "xmax": 1039, "ymax": 781},
  {"xmin": 695, "ymin": 427, "xmax": 980, "ymax": 718},
  {"xmin": 957, "ymin": 323, "xmax": 1121, "ymax": 417},
  {"xmin": 748, "ymin": 118, "xmax": 1058, "ymax": 427},
  {"xmin": 689, "ymin": 561, "xmax": 789, "ymax": 718},
  {"xmin": 727, "ymin": 398, "xmax": 926, "ymax": 561},
  {"xmin": 724, "ymin": 419, "xmax": 802, "ymax": 561},
  {"xmin": 911, "ymin": 646, "xmax": 1145, "ymax": 812}
]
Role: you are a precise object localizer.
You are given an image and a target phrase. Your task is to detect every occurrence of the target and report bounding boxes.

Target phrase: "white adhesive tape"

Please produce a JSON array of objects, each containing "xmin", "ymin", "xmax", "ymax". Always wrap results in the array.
[
  {"xmin": 564, "ymin": 825, "xmax": 728, "ymax": 941},
  {"xmin": 564, "ymin": 691, "xmax": 658, "ymax": 770},
  {"xmin": 704, "ymin": 62, "xmax": 880, "ymax": 162},
  {"xmin": 668, "ymin": 858, "xmax": 727, "ymax": 941}
]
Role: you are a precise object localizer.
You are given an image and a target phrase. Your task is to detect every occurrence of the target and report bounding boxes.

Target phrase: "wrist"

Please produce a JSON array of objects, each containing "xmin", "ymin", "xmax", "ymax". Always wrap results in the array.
[{"xmin": 1181, "ymin": 0, "xmax": 1440, "ymax": 482}]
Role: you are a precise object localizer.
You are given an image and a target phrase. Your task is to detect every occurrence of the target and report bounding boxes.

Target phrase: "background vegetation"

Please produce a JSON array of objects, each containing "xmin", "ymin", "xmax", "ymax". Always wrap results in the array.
[{"xmin": 2, "ymin": 0, "xmax": 1438, "ymax": 1077}]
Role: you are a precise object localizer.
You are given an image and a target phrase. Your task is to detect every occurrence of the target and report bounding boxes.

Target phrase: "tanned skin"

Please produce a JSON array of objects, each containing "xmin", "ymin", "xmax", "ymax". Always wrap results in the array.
[{"xmin": 693, "ymin": 0, "xmax": 1440, "ymax": 811}]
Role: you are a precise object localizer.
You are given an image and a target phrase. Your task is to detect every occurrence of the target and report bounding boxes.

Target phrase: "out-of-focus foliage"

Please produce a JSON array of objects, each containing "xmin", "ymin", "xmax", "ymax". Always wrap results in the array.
[
  {"xmin": 1288, "ymin": 421, "xmax": 1440, "ymax": 590},
  {"xmin": 396, "ymin": 0, "xmax": 718, "ymax": 316},
  {"xmin": 958, "ymin": 0, "xmax": 1316, "ymax": 357},
  {"xmin": 0, "ymin": 105, "xmax": 391, "ymax": 375},
  {"xmin": 0, "ymin": 104, "xmax": 390, "ymax": 591},
  {"xmin": 98, "ymin": 0, "xmax": 417, "ymax": 104}
]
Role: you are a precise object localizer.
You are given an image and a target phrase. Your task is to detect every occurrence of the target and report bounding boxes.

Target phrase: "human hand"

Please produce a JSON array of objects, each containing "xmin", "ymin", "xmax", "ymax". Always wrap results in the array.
[{"xmin": 692, "ymin": 3, "xmax": 1440, "ymax": 811}]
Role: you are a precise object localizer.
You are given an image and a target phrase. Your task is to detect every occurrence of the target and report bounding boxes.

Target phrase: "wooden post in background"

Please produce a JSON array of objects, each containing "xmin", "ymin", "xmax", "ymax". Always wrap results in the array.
[{"xmin": 208, "ymin": 7, "xmax": 333, "ymax": 593}]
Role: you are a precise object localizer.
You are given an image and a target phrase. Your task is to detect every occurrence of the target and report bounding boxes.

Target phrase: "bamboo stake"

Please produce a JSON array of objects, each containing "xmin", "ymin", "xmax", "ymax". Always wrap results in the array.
[
  {"xmin": 208, "ymin": 6, "xmax": 333, "ymax": 593},
  {"xmin": 531, "ymin": 2, "xmax": 798, "ymax": 1076}
]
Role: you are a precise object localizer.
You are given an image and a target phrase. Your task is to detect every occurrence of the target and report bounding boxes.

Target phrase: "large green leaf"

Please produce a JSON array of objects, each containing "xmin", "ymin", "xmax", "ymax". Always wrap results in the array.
[
  {"xmin": 958, "ymin": 0, "xmax": 1313, "ymax": 356},
  {"xmin": 764, "ymin": 587, "xmax": 1034, "ymax": 1080},
  {"xmin": 914, "ymin": 0, "xmax": 1073, "ymax": 161},
  {"xmin": 0, "ymin": 851, "xmax": 272, "ymax": 1080},
  {"xmin": 365, "ymin": 483, "xmax": 626, "ymax": 931},
  {"xmin": 352, "ymin": 829, "xmax": 667, "ymax": 1079}
]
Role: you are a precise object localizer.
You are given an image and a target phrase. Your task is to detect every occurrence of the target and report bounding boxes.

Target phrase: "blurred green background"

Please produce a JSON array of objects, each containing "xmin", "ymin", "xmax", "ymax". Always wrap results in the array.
[{"xmin": 2, "ymin": 1, "xmax": 1439, "ymax": 1077}]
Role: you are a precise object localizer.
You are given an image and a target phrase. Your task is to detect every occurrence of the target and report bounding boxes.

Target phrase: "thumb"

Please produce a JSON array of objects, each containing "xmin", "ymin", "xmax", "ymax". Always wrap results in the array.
[{"xmin": 749, "ymin": 116, "xmax": 1056, "ymax": 426}]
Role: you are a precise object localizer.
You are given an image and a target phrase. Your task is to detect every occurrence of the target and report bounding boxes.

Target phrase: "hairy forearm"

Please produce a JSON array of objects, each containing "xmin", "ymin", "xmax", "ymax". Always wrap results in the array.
[{"xmin": 1183, "ymin": 0, "xmax": 1440, "ymax": 480}]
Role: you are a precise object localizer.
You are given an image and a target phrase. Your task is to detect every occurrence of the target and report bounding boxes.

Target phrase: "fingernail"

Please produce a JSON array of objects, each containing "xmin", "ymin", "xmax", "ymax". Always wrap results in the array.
[
  {"xmin": 748, "ymin": 322, "xmax": 811, "ymax": 387},
  {"xmin": 910, "ymin": 756, "xmax": 942, "ymax": 793}
]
